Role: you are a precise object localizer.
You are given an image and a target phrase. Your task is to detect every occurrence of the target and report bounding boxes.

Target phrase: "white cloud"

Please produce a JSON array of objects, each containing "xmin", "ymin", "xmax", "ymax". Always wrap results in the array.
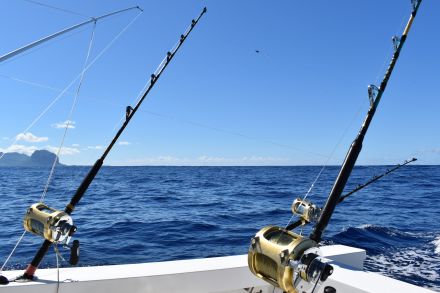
[
  {"xmin": 86, "ymin": 145, "xmax": 104, "ymax": 150},
  {"xmin": 0, "ymin": 144, "xmax": 80, "ymax": 156},
  {"xmin": 118, "ymin": 141, "xmax": 131, "ymax": 146},
  {"xmin": 430, "ymin": 148, "xmax": 440, "ymax": 154},
  {"xmin": 46, "ymin": 146, "xmax": 80, "ymax": 155},
  {"xmin": 15, "ymin": 132, "xmax": 48, "ymax": 143},
  {"xmin": 72, "ymin": 143, "xmax": 80, "ymax": 147},
  {"xmin": 195, "ymin": 155, "xmax": 287, "ymax": 165},
  {"xmin": 124, "ymin": 155, "xmax": 290, "ymax": 166},
  {"xmin": 52, "ymin": 120, "xmax": 76, "ymax": 129},
  {"xmin": 0, "ymin": 144, "xmax": 79, "ymax": 156},
  {"xmin": 0, "ymin": 144, "xmax": 38, "ymax": 156},
  {"xmin": 127, "ymin": 156, "xmax": 191, "ymax": 165}
]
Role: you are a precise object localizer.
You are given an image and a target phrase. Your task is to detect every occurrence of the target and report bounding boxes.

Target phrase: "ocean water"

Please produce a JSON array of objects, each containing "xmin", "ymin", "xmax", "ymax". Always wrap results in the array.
[{"xmin": 0, "ymin": 165, "xmax": 438, "ymax": 291}]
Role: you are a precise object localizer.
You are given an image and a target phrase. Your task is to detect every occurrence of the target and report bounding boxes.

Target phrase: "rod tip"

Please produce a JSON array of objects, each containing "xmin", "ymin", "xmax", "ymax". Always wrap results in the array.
[
  {"xmin": 203, "ymin": 7, "xmax": 207, "ymax": 13},
  {"xmin": 136, "ymin": 6, "xmax": 144, "ymax": 12}
]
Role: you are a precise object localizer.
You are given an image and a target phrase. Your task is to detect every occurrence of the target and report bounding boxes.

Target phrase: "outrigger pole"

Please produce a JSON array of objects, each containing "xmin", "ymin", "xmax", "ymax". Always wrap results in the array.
[
  {"xmin": 0, "ymin": 6, "xmax": 142, "ymax": 64},
  {"xmin": 310, "ymin": 0, "xmax": 422, "ymax": 243},
  {"xmin": 21, "ymin": 7, "xmax": 207, "ymax": 280}
]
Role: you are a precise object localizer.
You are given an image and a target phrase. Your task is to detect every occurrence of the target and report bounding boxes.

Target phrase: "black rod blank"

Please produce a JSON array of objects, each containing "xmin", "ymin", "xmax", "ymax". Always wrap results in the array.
[
  {"xmin": 21, "ymin": 7, "xmax": 207, "ymax": 280},
  {"xmin": 338, "ymin": 158, "xmax": 417, "ymax": 204},
  {"xmin": 310, "ymin": 1, "xmax": 422, "ymax": 243}
]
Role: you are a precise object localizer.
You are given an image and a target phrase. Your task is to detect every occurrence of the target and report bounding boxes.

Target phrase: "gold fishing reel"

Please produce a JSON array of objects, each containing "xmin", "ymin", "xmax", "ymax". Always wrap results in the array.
[
  {"xmin": 291, "ymin": 198, "xmax": 321, "ymax": 223},
  {"xmin": 23, "ymin": 203, "xmax": 76, "ymax": 244},
  {"xmin": 248, "ymin": 226, "xmax": 317, "ymax": 292},
  {"xmin": 248, "ymin": 198, "xmax": 333, "ymax": 293},
  {"xmin": 248, "ymin": 226, "xmax": 333, "ymax": 293}
]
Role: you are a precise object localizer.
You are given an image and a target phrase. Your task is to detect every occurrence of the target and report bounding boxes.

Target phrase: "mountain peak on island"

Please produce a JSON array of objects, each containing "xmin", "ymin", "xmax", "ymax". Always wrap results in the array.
[{"xmin": 0, "ymin": 150, "xmax": 62, "ymax": 167}]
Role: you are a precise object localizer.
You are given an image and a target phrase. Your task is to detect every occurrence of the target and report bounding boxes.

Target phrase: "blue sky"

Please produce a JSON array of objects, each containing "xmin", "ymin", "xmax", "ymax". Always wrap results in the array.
[{"xmin": 0, "ymin": 0, "xmax": 439, "ymax": 166}]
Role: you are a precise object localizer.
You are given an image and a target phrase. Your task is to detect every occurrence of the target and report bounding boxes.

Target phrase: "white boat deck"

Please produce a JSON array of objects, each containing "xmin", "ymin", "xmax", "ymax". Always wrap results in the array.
[{"xmin": 1, "ymin": 245, "xmax": 435, "ymax": 293}]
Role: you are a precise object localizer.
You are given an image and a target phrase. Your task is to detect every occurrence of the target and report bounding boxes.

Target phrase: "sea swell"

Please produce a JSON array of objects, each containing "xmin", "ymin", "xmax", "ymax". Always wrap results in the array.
[
  {"xmin": 0, "ymin": 165, "xmax": 439, "ymax": 291},
  {"xmin": 330, "ymin": 224, "xmax": 440, "ymax": 291}
]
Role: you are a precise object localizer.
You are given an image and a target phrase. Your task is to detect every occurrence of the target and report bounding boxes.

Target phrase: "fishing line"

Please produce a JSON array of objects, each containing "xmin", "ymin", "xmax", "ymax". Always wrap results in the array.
[
  {"xmin": 374, "ymin": 43, "xmax": 394, "ymax": 87},
  {"xmin": 107, "ymin": 21, "xmax": 187, "ymax": 133},
  {"xmin": 0, "ymin": 231, "xmax": 26, "ymax": 272},
  {"xmin": 304, "ymin": 101, "xmax": 367, "ymax": 201},
  {"xmin": 0, "ymin": 10, "xmax": 142, "ymax": 162},
  {"xmin": 111, "ymin": 106, "xmax": 329, "ymax": 158},
  {"xmin": 285, "ymin": 99, "xmax": 366, "ymax": 229},
  {"xmin": 40, "ymin": 21, "xmax": 97, "ymax": 204},
  {"xmin": 38, "ymin": 11, "xmax": 144, "ymax": 201},
  {"xmin": 111, "ymin": 78, "xmax": 151, "ymax": 132},
  {"xmin": 0, "ymin": 10, "xmax": 142, "ymax": 275},
  {"xmin": 17, "ymin": 8, "xmax": 205, "ymax": 280},
  {"xmin": 0, "ymin": 69, "xmax": 332, "ymax": 160},
  {"xmin": 61, "ymin": 9, "xmax": 144, "ymax": 135},
  {"xmin": 1, "ymin": 14, "xmax": 327, "ymax": 160},
  {"xmin": 21, "ymin": 0, "xmax": 90, "ymax": 18},
  {"xmin": 299, "ymin": 3, "xmax": 412, "ymax": 207},
  {"xmin": 54, "ymin": 244, "xmax": 62, "ymax": 293},
  {"xmin": 287, "ymin": 4, "xmax": 413, "ymax": 208},
  {"xmin": 51, "ymin": 11, "xmax": 144, "ymax": 200},
  {"xmin": 0, "ymin": 22, "xmax": 96, "ymax": 273},
  {"xmin": 296, "ymin": 5, "xmax": 406, "ymax": 203},
  {"xmin": 84, "ymin": 83, "xmax": 330, "ymax": 159}
]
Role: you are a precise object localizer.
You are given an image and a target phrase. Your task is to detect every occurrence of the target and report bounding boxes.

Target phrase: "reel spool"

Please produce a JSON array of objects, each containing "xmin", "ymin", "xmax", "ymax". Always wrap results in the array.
[
  {"xmin": 248, "ymin": 226, "xmax": 333, "ymax": 293},
  {"xmin": 23, "ymin": 203, "xmax": 76, "ymax": 244}
]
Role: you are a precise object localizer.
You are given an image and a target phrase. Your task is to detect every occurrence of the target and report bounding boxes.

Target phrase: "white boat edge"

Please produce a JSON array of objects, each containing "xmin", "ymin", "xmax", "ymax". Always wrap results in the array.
[{"xmin": 1, "ymin": 244, "xmax": 436, "ymax": 293}]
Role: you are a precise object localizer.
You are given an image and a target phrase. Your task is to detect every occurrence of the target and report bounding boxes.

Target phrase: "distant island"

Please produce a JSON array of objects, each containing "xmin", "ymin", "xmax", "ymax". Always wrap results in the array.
[{"xmin": 0, "ymin": 150, "xmax": 62, "ymax": 167}]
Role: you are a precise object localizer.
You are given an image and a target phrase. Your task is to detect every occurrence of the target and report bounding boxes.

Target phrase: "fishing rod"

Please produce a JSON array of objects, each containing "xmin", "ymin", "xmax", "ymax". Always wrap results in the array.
[
  {"xmin": 15, "ymin": 7, "xmax": 207, "ymax": 281},
  {"xmin": 248, "ymin": 1, "xmax": 423, "ymax": 292},
  {"xmin": 309, "ymin": 0, "xmax": 422, "ymax": 243},
  {"xmin": 285, "ymin": 157, "xmax": 417, "ymax": 231},
  {"xmin": 0, "ymin": 6, "xmax": 142, "ymax": 64},
  {"xmin": 338, "ymin": 157, "xmax": 417, "ymax": 203}
]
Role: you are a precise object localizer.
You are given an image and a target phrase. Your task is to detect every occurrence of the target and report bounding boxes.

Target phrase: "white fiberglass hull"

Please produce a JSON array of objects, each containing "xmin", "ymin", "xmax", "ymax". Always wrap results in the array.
[{"xmin": 1, "ymin": 245, "xmax": 435, "ymax": 293}]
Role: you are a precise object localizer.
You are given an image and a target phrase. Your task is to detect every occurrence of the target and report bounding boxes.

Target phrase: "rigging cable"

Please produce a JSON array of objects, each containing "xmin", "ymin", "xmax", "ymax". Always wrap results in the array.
[
  {"xmin": 41, "ymin": 10, "xmax": 144, "ymax": 199},
  {"xmin": 0, "ymin": 10, "xmax": 142, "ymax": 162},
  {"xmin": 0, "ymin": 9, "xmax": 143, "ymax": 272},
  {"xmin": 21, "ymin": 0, "xmax": 89, "ymax": 18},
  {"xmin": 0, "ymin": 21, "xmax": 97, "ymax": 274},
  {"xmin": 40, "ymin": 21, "xmax": 97, "ymax": 203},
  {"xmin": 0, "ymin": 68, "xmax": 331, "ymax": 160},
  {"xmin": 0, "ymin": 73, "xmax": 75, "ymax": 95}
]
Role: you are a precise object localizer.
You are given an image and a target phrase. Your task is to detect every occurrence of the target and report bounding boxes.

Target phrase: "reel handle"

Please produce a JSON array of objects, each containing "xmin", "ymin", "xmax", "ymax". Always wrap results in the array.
[
  {"xmin": 0, "ymin": 275, "xmax": 9, "ymax": 285},
  {"xmin": 69, "ymin": 240, "xmax": 80, "ymax": 265}
]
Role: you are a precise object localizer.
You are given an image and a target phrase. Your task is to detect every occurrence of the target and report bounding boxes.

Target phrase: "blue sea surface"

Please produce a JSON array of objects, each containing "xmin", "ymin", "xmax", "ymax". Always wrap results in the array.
[{"xmin": 0, "ymin": 165, "xmax": 439, "ymax": 291}]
